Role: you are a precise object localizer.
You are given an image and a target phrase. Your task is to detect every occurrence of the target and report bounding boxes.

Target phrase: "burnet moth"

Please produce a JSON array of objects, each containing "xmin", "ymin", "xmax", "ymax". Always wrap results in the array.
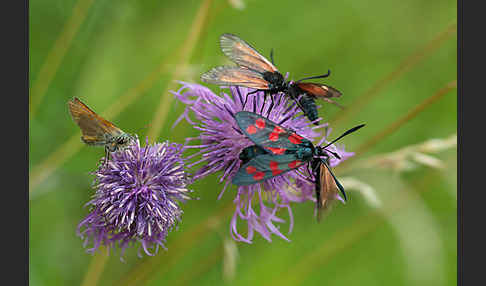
[
  {"xmin": 232, "ymin": 111, "xmax": 364, "ymax": 220},
  {"xmin": 201, "ymin": 33, "xmax": 343, "ymax": 124}
]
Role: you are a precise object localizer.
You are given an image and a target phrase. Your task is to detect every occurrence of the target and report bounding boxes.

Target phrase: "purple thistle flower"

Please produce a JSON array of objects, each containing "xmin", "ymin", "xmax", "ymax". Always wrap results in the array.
[
  {"xmin": 77, "ymin": 137, "xmax": 192, "ymax": 258},
  {"xmin": 172, "ymin": 81, "xmax": 353, "ymax": 243}
]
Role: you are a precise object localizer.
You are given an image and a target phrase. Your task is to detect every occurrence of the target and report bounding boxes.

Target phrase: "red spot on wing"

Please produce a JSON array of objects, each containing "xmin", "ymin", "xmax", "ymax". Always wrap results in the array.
[
  {"xmin": 269, "ymin": 132, "xmax": 279, "ymax": 141},
  {"xmin": 246, "ymin": 166, "xmax": 257, "ymax": 174},
  {"xmin": 253, "ymin": 171, "xmax": 265, "ymax": 181},
  {"xmin": 269, "ymin": 160, "xmax": 282, "ymax": 176},
  {"xmin": 274, "ymin": 126, "xmax": 285, "ymax": 134},
  {"xmin": 268, "ymin": 126, "xmax": 286, "ymax": 141},
  {"xmin": 247, "ymin": 125, "xmax": 257, "ymax": 134},
  {"xmin": 272, "ymin": 169, "xmax": 282, "ymax": 176},
  {"xmin": 255, "ymin": 118, "xmax": 266, "ymax": 129},
  {"xmin": 288, "ymin": 160, "xmax": 302, "ymax": 169},
  {"xmin": 266, "ymin": 147, "xmax": 286, "ymax": 155},
  {"xmin": 288, "ymin": 133, "xmax": 303, "ymax": 144},
  {"xmin": 270, "ymin": 161, "xmax": 279, "ymax": 170}
]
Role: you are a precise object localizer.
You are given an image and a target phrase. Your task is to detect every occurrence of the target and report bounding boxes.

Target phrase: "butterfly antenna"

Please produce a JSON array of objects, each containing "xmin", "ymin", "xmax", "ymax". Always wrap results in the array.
[
  {"xmin": 321, "ymin": 124, "xmax": 366, "ymax": 149},
  {"xmin": 295, "ymin": 69, "xmax": 331, "ymax": 83}
]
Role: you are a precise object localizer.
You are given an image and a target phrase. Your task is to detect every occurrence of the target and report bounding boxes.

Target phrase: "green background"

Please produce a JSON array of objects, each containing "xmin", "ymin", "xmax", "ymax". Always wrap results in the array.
[{"xmin": 29, "ymin": 0, "xmax": 457, "ymax": 285}]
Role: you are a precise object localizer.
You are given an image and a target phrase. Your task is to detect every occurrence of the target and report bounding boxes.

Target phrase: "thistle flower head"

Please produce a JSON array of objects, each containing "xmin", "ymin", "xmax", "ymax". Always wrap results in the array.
[
  {"xmin": 77, "ymin": 137, "xmax": 192, "ymax": 258},
  {"xmin": 173, "ymin": 82, "xmax": 353, "ymax": 243}
]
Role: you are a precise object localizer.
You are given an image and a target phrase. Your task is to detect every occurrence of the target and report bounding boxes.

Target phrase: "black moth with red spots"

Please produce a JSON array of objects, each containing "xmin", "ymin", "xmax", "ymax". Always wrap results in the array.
[{"xmin": 232, "ymin": 111, "xmax": 365, "ymax": 210}]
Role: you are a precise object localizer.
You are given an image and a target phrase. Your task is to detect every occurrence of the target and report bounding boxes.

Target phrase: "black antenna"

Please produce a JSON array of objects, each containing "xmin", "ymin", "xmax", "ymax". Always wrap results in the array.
[
  {"xmin": 270, "ymin": 48, "xmax": 275, "ymax": 65},
  {"xmin": 320, "ymin": 159, "xmax": 347, "ymax": 201},
  {"xmin": 296, "ymin": 69, "xmax": 331, "ymax": 83},
  {"xmin": 325, "ymin": 150, "xmax": 341, "ymax": 160},
  {"xmin": 322, "ymin": 124, "xmax": 366, "ymax": 149}
]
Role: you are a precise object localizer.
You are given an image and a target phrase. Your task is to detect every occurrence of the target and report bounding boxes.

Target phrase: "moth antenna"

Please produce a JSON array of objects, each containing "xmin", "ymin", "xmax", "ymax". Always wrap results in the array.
[
  {"xmin": 326, "ymin": 150, "xmax": 341, "ymax": 160},
  {"xmin": 295, "ymin": 69, "xmax": 331, "ymax": 83},
  {"xmin": 270, "ymin": 48, "xmax": 275, "ymax": 65},
  {"xmin": 321, "ymin": 124, "xmax": 366, "ymax": 149}
]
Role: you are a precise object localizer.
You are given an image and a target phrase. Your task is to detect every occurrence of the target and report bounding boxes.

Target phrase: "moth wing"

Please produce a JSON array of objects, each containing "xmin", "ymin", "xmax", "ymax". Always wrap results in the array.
[
  {"xmin": 296, "ymin": 83, "xmax": 342, "ymax": 98},
  {"xmin": 232, "ymin": 154, "xmax": 306, "ymax": 186},
  {"xmin": 201, "ymin": 66, "xmax": 270, "ymax": 89},
  {"xmin": 68, "ymin": 97, "xmax": 124, "ymax": 145},
  {"xmin": 316, "ymin": 161, "xmax": 346, "ymax": 221},
  {"xmin": 235, "ymin": 111, "xmax": 311, "ymax": 153},
  {"xmin": 220, "ymin": 33, "xmax": 278, "ymax": 74},
  {"xmin": 295, "ymin": 83, "xmax": 344, "ymax": 109}
]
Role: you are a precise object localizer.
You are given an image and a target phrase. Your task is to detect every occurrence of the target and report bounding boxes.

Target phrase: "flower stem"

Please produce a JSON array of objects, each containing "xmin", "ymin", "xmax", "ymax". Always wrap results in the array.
[
  {"xmin": 270, "ymin": 174, "xmax": 439, "ymax": 286},
  {"xmin": 30, "ymin": 0, "xmax": 96, "ymax": 117},
  {"xmin": 337, "ymin": 80, "xmax": 456, "ymax": 171},
  {"xmin": 79, "ymin": 246, "xmax": 110, "ymax": 286},
  {"xmin": 30, "ymin": 46, "xmax": 175, "ymax": 194},
  {"xmin": 357, "ymin": 80, "xmax": 456, "ymax": 155},
  {"xmin": 172, "ymin": 245, "xmax": 224, "ymax": 286},
  {"xmin": 146, "ymin": 0, "xmax": 214, "ymax": 142},
  {"xmin": 113, "ymin": 201, "xmax": 234, "ymax": 286},
  {"xmin": 330, "ymin": 22, "xmax": 456, "ymax": 127}
]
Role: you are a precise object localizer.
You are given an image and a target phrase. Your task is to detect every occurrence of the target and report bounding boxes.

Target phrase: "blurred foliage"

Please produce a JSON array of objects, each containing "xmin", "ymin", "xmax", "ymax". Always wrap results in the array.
[{"xmin": 29, "ymin": 0, "xmax": 456, "ymax": 285}]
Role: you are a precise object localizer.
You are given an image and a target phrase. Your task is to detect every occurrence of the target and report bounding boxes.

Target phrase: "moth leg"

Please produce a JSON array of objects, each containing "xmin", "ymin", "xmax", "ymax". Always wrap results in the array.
[
  {"xmin": 260, "ymin": 91, "xmax": 268, "ymax": 114},
  {"xmin": 307, "ymin": 178, "xmax": 317, "ymax": 184},
  {"xmin": 236, "ymin": 86, "xmax": 248, "ymax": 110},
  {"xmin": 103, "ymin": 146, "xmax": 110, "ymax": 167},
  {"xmin": 289, "ymin": 93, "xmax": 307, "ymax": 116},
  {"xmin": 267, "ymin": 95, "xmax": 275, "ymax": 115},
  {"xmin": 243, "ymin": 94, "xmax": 248, "ymax": 110},
  {"xmin": 247, "ymin": 89, "xmax": 260, "ymax": 96},
  {"xmin": 245, "ymin": 89, "xmax": 260, "ymax": 111},
  {"xmin": 270, "ymin": 48, "xmax": 275, "ymax": 65},
  {"xmin": 306, "ymin": 163, "xmax": 313, "ymax": 177},
  {"xmin": 313, "ymin": 163, "xmax": 322, "ymax": 212}
]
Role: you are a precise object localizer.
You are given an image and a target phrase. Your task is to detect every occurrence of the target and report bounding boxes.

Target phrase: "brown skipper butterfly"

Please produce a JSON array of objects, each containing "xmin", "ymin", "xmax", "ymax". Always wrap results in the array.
[{"xmin": 67, "ymin": 97, "xmax": 134, "ymax": 164}]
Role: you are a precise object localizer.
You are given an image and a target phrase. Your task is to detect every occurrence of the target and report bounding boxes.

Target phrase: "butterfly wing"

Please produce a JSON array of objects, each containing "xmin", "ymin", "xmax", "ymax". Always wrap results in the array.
[
  {"xmin": 67, "ymin": 97, "xmax": 124, "ymax": 145},
  {"xmin": 201, "ymin": 66, "xmax": 270, "ymax": 89},
  {"xmin": 235, "ymin": 111, "xmax": 312, "ymax": 154},
  {"xmin": 220, "ymin": 33, "xmax": 278, "ymax": 74},
  {"xmin": 232, "ymin": 154, "xmax": 306, "ymax": 186}
]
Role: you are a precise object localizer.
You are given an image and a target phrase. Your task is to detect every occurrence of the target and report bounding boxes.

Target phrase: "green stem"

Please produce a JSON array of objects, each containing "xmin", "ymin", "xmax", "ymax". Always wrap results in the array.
[
  {"xmin": 146, "ymin": 0, "xmax": 214, "ymax": 142},
  {"xmin": 271, "ymin": 172, "xmax": 440, "ymax": 286},
  {"xmin": 80, "ymin": 246, "xmax": 110, "ymax": 286},
  {"xmin": 174, "ymin": 245, "xmax": 224, "ymax": 286},
  {"xmin": 30, "ymin": 42, "xmax": 176, "ymax": 194},
  {"xmin": 30, "ymin": 0, "xmax": 96, "ymax": 117},
  {"xmin": 113, "ymin": 201, "xmax": 234, "ymax": 286},
  {"xmin": 337, "ymin": 80, "xmax": 456, "ymax": 171},
  {"xmin": 330, "ymin": 22, "xmax": 456, "ymax": 127}
]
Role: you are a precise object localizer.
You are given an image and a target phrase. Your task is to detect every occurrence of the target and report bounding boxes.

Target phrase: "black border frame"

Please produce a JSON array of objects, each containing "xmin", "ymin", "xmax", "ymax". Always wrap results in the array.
[
  {"xmin": 459, "ymin": 0, "xmax": 485, "ymax": 285},
  {"xmin": 5, "ymin": 0, "xmax": 28, "ymax": 285}
]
